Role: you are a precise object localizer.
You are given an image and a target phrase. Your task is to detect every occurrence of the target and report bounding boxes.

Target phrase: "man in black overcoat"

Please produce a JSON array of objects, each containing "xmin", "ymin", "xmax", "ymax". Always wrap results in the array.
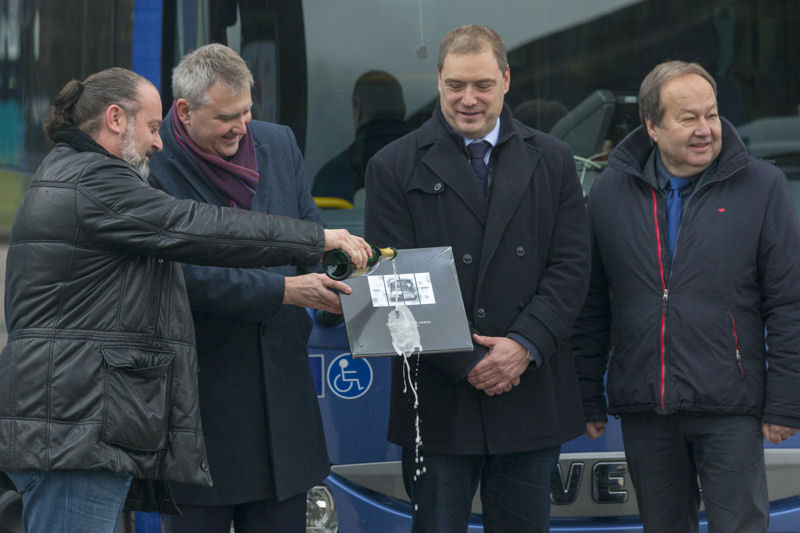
[{"xmin": 364, "ymin": 25, "xmax": 591, "ymax": 533}]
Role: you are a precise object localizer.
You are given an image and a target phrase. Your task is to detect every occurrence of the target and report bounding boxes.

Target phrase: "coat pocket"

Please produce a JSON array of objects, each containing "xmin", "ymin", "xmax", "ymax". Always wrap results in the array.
[{"xmin": 101, "ymin": 346, "xmax": 174, "ymax": 452}]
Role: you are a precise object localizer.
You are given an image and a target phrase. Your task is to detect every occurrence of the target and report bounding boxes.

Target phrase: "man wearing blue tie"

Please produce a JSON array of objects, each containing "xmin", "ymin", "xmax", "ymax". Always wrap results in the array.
[
  {"xmin": 572, "ymin": 61, "xmax": 800, "ymax": 533},
  {"xmin": 365, "ymin": 25, "xmax": 590, "ymax": 533}
]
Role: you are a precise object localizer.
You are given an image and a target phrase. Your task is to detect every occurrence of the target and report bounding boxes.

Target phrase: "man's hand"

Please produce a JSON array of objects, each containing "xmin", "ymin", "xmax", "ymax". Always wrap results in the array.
[
  {"xmin": 323, "ymin": 229, "xmax": 372, "ymax": 268},
  {"xmin": 284, "ymin": 273, "xmax": 350, "ymax": 313},
  {"xmin": 762, "ymin": 423, "xmax": 798, "ymax": 445},
  {"xmin": 467, "ymin": 335, "xmax": 529, "ymax": 396},
  {"xmin": 585, "ymin": 421, "xmax": 606, "ymax": 439}
]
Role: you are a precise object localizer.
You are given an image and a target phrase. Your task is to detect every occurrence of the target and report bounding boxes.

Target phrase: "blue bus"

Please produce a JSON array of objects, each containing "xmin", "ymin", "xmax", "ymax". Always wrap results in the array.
[{"xmin": 1, "ymin": 1, "xmax": 799, "ymax": 531}]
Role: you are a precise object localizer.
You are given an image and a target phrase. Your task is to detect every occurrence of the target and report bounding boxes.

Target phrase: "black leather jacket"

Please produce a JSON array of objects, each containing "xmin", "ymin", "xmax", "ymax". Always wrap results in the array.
[{"xmin": 0, "ymin": 130, "xmax": 324, "ymax": 510}]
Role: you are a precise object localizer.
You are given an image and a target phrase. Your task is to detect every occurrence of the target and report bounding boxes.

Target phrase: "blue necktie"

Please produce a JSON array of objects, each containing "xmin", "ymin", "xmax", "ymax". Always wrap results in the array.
[
  {"xmin": 666, "ymin": 177, "xmax": 691, "ymax": 259},
  {"xmin": 467, "ymin": 141, "xmax": 491, "ymax": 194}
]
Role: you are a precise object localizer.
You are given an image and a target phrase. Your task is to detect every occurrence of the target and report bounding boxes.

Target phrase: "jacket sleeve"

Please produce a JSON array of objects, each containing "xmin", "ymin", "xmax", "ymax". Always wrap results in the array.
[
  {"xmin": 507, "ymin": 148, "xmax": 591, "ymax": 364},
  {"xmin": 288, "ymin": 126, "xmax": 326, "ymax": 275},
  {"xmin": 178, "ymin": 266, "xmax": 285, "ymax": 321},
  {"xmin": 570, "ymin": 193, "xmax": 611, "ymax": 422},
  {"xmin": 758, "ymin": 167, "xmax": 800, "ymax": 428},
  {"xmin": 75, "ymin": 158, "xmax": 325, "ymax": 269}
]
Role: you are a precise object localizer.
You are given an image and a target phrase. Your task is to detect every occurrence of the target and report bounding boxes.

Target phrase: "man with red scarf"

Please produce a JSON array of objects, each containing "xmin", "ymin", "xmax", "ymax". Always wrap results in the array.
[{"xmin": 149, "ymin": 44, "xmax": 341, "ymax": 533}]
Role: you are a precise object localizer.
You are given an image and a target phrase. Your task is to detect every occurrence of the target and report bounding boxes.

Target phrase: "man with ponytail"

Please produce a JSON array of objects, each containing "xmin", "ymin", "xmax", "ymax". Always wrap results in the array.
[{"xmin": 0, "ymin": 67, "xmax": 369, "ymax": 533}]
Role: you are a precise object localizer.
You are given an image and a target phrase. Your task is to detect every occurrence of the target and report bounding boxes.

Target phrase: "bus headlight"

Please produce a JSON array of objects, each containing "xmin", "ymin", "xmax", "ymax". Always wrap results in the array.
[{"xmin": 306, "ymin": 485, "xmax": 338, "ymax": 533}]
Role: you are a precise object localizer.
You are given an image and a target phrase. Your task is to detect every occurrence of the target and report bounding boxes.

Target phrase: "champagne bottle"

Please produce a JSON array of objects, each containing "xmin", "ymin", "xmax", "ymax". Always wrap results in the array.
[{"xmin": 323, "ymin": 245, "xmax": 397, "ymax": 280}]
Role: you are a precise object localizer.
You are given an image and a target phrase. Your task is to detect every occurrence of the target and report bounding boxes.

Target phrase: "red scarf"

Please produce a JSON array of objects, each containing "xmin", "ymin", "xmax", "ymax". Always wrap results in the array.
[{"xmin": 169, "ymin": 105, "xmax": 259, "ymax": 209}]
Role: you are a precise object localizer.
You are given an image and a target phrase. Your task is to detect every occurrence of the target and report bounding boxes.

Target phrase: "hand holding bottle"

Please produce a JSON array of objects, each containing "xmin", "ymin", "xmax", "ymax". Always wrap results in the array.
[
  {"xmin": 283, "ymin": 273, "xmax": 351, "ymax": 313},
  {"xmin": 323, "ymin": 245, "xmax": 397, "ymax": 280},
  {"xmin": 323, "ymin": 229, "xmax": 372, "ymax": 269}
]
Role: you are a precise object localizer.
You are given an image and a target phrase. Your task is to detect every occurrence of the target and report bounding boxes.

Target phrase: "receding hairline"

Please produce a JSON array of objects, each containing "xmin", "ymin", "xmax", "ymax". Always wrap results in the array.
[
  {"xmin": 437, "ymin": 25, "xmax": 508, "ymax": 73},
  {"xmin": 440, "ymin": 44, "xmax": 503, "ymax": 72},
  {"xmin": 661, "ymin": 72, "xmax": 717, "ymax": 96},
  {"xmin": 638, "ymin": 60, "xmax": 717, "ymax": 128}
]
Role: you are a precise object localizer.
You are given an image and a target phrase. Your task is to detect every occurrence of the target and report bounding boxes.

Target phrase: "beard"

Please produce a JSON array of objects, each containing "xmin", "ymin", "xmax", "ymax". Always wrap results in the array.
[{"xmin": 121, "ymin": 122, "xmax": 150, "ymax": 178}]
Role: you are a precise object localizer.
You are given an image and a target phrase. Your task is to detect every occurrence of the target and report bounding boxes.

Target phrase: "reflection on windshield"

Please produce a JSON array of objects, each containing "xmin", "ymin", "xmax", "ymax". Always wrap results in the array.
[{"xmin": 307, "ymin": 1, "xmax": 798, "ymax": 207}]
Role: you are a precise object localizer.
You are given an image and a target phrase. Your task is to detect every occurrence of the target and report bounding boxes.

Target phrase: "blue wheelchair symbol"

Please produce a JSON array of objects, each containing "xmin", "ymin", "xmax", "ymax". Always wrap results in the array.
[{"xmin": 328, "ymin": 353, "xmax": 372, "ymax": 399}]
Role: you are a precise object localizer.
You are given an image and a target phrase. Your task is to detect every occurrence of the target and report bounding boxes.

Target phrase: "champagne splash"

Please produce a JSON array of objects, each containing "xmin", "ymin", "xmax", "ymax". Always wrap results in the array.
[
  {"xmin": 387, "ymin": 305, "xmax": 422, "ymax": 357},
  {"xmin": 385, "ymin": 261, "xmax": 426, "ymax": 481}
]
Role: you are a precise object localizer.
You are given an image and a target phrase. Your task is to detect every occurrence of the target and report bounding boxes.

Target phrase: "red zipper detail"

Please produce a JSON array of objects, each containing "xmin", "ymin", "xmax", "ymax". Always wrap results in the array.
[
  {"xmin": 651, "ymin": 188, "xmax": 668, "ymax": 411},
  {"xmin": 730, "ymin": 312, "xmax": 744, "ymax": 377}
]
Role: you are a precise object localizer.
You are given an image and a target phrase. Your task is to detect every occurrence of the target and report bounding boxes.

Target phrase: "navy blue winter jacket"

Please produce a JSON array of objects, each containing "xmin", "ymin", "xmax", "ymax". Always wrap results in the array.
[{"xmin": 573, "ymin": 118, "xmax": 800, "ymax": 428}]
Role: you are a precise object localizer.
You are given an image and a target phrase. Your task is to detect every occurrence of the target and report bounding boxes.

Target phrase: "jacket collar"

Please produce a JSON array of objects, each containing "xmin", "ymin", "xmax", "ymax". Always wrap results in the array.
[
  {"xmin": 51, "ymin": 126, "xmax": 119, "ymax": 161},
  {"xmin": 154, "ymin": 107, "xmax": 230, "ymax": 206},
  {"xmin": 415, "ymin": 104, "xmax": 537, "ymax": 224},
  {"xmin": 609, "ymin": 117, "xmax": 750, "ymax": 188},
  {"xmin": 415, "ymin": 104, "xmax": 543, "ymax": 284},
  {"xmin": 417, "ymin": 102, "xmax": 526, "ymax": 150}
]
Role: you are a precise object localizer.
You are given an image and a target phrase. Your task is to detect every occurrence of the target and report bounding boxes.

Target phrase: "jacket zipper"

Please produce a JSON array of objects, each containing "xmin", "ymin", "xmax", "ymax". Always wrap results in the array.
[
  {"xmin": 651, "ymin": 188, "xmax": 668, "ymax": 412},
  {"xmin": 729, "ymin": 312, "xmax": 744, "ymax": 377}
]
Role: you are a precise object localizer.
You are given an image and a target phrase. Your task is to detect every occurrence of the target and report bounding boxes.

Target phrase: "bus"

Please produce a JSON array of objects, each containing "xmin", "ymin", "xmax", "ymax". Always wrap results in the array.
[{"xmin": 1, "ymin": 1, "xmax": 799, "ymax": 531}]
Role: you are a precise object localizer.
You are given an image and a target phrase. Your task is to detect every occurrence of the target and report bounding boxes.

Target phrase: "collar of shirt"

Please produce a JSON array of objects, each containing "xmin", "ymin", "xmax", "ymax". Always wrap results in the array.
[
  {"xmin": 654, "ymin": 148, "xmax": 700, "ymax": 191},
  {"xmin": 463, "ymin": 118, "xmax": 501, "ymax": 165}
]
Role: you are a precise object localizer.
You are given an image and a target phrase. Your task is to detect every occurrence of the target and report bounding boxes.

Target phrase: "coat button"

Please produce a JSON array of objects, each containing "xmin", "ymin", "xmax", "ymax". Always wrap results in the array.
[
  {"xmin": 476, "ymin": 308, "xmax": 486, "ymax": 319},
  {"xmin": 201, "ymin": 460, "xmax": 209, "ymax": 471},
  {"xmin": 515, "ymin": 246, "xmax": 525, "ymax": 257},
  {"xmin": 158, "ymin": 258, "xmax": 164, "ymax": 263},
  {"xmin": 433, "ymin": 182, "xmax": 443, "ymax": 192},
  {"xmin": 519, "ymin": 302, "xmax": 526, "ymax": 310},
  {"xmin": 462, "ymin": 253, "xmax": 473, "ymax": 264}
]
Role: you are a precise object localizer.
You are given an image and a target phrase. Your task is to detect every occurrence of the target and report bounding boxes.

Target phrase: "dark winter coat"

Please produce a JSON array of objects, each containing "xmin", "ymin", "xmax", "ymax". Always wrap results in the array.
[
  {"xmin": 572, "ymin": 119, "xmax": 800, "ymax": 429},
  {"xmin": 0, "ymin": 129, "xmax": 324, "ymax": 510},
  {"xmin": 148, "ymin": 114, "xmax": 330, "ymax": 504},
  {"xmin": 365, "ymin": 105, "xmax": 590, "ymax": 454}
]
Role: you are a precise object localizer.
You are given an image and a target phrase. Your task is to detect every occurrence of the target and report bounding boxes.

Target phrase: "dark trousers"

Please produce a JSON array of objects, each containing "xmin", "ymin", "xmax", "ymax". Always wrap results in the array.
[
  {"xmin": 402, "ymin": 445, "xmax": 560, "ymax": 533},
  {"xmin": 161, "ymin": 493, "xmax": 305, "ymax": 533},
  {"xmin": 621, "ymin": 413, "xmax": 768, "ymax": 533}
]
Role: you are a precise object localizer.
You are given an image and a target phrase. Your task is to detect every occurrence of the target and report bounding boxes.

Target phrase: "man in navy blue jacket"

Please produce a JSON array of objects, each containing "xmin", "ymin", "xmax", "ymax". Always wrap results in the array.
[
  {"xmin": 148, "ymin": 44, "xmax": 349, "ymax": 533},
  {"xmin": 572, "ymin": 60, "xmax": 800, "ymax": 533}
]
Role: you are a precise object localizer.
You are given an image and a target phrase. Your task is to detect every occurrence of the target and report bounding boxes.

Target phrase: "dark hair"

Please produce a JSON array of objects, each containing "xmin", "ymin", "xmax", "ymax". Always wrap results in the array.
[
  {"xmin": 352, "ymin": 70, "xmax": 405, "ymax": 121},
  {"xmin": 43, "ymin": 67, "xmax": 150, "ymax": 139},
  {"xmin": 639, "ymin": 60, "xmax": 717, "ymax": 127},
  {"xmin": 437, "ymin": 25, "xmax": 507, "ymax": 73}
]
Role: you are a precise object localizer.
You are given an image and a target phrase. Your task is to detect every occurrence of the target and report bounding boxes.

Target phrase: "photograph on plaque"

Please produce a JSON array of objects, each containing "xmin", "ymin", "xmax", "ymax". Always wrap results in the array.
[{"xmin": 338, "ymin": 246, "xmax": 473, "ymax": 357}]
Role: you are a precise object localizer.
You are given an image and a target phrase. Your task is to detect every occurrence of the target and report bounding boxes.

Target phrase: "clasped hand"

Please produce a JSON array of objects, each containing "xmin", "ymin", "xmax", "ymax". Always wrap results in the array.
[{"xmin": 467, "ymin": 334, "xmax": 529, "ymax": 396}]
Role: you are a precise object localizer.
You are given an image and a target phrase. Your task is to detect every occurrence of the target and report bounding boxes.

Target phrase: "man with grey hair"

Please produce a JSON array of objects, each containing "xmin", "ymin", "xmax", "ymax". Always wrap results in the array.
[
  {"xmin": 0, "ymin": 67, "xmax": 368, "ymax": 533},
  {"xmin": 149, "ymin": 43, "xmax": 346, "ymax": 533},
  {"xmin": 572, "ymin": 60, "xmax": 800, "ymax": 532},
  {"xmin": 365, "ymin": 25, "xmax": 590, "ymax": 532}
]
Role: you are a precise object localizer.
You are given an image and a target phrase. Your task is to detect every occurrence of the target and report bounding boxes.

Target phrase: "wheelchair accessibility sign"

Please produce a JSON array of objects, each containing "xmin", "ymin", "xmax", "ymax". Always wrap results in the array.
[{"xmin": 328, "ymin": 353, "xmax": 372, "ymax": 399}]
